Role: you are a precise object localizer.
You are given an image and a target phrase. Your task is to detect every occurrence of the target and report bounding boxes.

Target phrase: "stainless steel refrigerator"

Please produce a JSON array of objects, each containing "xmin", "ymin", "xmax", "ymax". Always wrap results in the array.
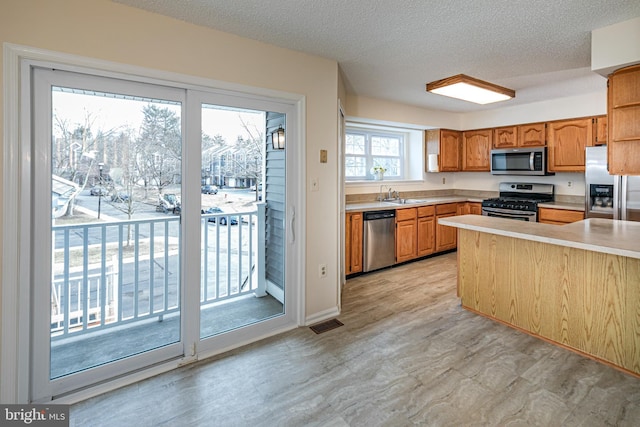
[{"xmin": 585, "ymin": 146, "xmax": 640, "ymax": 221}]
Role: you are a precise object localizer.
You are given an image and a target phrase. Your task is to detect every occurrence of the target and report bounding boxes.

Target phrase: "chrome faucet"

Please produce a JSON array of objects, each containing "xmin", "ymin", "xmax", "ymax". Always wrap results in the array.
[{"xmin": 377, "ymin": 185, "xmax": 400, "ymax": 202}]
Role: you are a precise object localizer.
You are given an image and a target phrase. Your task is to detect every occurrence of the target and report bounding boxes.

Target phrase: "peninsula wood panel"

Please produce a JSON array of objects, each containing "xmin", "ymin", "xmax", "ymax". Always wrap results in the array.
[{"xmin": 457, "ymin": 229, "xmax": 640, "ymax": 376}]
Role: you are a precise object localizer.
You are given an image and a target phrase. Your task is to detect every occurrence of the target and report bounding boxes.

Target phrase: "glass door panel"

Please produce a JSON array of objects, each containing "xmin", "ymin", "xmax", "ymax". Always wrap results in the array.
[
  {"xmin": 32, "ymin": 68, "xmax": 185, "ymax": 399},
  {"xmin": 199, "ymin": 104, "xmax": 284, "ymax": 339}
]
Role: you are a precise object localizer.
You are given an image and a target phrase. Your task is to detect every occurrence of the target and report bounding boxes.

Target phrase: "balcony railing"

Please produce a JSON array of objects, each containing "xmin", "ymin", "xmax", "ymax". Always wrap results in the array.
[{"xmin": 50, "ymin": 205, "xmax": 265, "ymax": 340}]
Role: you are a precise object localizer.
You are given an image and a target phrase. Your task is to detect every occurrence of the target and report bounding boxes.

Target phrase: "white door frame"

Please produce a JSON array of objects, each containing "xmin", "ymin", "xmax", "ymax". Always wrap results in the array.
[{"xmin": 1, "ymin": 43, "xmax": 306, "ymax": 403}]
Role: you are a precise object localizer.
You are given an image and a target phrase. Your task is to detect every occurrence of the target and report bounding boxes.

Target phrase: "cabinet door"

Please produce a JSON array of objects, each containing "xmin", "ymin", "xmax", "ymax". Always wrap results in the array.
[
  {"xmin": 469, "ymin": 202, "xmax": 482, "ymax": 215},
  {"xmin": 417, "ymin": 215, "xmax": 435, "ymax": 257},
  {"xmin": 462, "ymin": 129, "xmax": 492, "ymax": 171},
  {"xmin": 538, "ymin": 208, "xmax": 583, "ymax": 225},
  {"xmin": 608, "ymin": 65, "xmax": 640, "ymax": 175},
  {"xmin": 439, "ymin": 130, "xmax": 461, "ymax": 172},
  {"xmin": 396, "ymin": 219, "xmax": 417, "ymax": 263},
  {"xmin": 518, "ymin": 123, "xmax": 546, "ymax": 147},
  {"xmin": 457, "ymin": 202, "xmax": 469, "ymax": 216},
  {"xmin": 593, "ymin": 116, "xmax": 607, "ymax": 146},
  {"xmin": 493, "ymin": 126, "xmax": 518, "ymax": 148},
  {"xmin": 345, "ymin": 212, "xmax": 363, "ymax": 274},
  {"xmin": 435, "ymin": 213, "xmax": 457, "ymax": 252},
  {"xmin": 547, "ymin": 118, "xmax": 592, "ymax": 172}
]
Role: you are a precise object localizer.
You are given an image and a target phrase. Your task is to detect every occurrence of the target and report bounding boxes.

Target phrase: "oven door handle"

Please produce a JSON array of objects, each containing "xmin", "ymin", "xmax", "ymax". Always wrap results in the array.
[{"xmin": 482, "ymin": 207, "xmax": 537, "ymax": 219}]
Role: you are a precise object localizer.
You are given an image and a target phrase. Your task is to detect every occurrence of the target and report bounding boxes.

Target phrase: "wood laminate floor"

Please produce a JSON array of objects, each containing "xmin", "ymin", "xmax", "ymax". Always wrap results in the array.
[{"xmin": 71, "ymin": 253, "xmax": 640, "ymax": 426}]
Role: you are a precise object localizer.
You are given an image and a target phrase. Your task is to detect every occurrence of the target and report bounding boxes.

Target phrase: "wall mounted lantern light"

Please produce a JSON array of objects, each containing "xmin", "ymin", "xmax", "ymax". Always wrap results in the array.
[
  {"xmin": 272, "ymin": 126, "xmax": 285, "ymax": 150},
  {"xmin": 426, "ymin": 74, "xmax": 515, "ymax": 105}
]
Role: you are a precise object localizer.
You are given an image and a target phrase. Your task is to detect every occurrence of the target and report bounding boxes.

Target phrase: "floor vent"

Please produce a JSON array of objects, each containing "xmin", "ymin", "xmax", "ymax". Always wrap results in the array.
[{"xmin": 310, "ymin": 319, "xmax": 344, "ymax": 334}]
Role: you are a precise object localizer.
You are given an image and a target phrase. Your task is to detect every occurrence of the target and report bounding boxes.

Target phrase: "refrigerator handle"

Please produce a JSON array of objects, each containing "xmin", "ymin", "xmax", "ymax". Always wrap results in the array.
[
  {"xmin": 614, "ymin": 176, "xmax": 621, "ymax": 220},
  {"xmin": 621, "ymin": 176, "xmax": 628, "ymax": 220}
]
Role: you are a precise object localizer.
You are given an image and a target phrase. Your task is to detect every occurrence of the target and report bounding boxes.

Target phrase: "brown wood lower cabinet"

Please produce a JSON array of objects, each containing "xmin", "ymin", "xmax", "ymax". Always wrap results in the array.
[
  {"xmin": 457, "ymin": 201, "xmax": 482, "ymax": 216},
  {"xmin": 396, "ymin": 207, "xmax": 418, "ymax": 263},
  {"xmin": 417, "ymin": 206, "xmax": 435, "ymax": 257},
  {"xmin": 345, "ymin": 212, "xmax": 363, "ymax": 274},
  {"xmin": 347, "ymin": 202, "xmax": 478, "ymax": 276},
  {"xmin": 538, "ymin": 207, "xmax": 584, "ymax": 225},
  {"xmin": 435, "ymin": 203, "xmax": 458, "ymax": 252}
]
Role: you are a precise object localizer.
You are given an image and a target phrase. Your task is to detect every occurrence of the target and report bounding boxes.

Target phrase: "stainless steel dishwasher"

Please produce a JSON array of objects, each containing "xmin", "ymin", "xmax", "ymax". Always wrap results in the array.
[{"xmin": 363, "ymin": 210, "xmax": 396, "ymax": 272}]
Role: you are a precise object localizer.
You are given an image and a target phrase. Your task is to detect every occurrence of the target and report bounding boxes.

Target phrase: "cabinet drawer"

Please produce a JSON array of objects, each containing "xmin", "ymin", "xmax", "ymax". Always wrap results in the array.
[
  {"xmin": 435, "ymin": 203, "xmax": 458, "ymax": 215},
  {"xmin": 538, "ymin": 207, "xmax": 584, "ymax": 224},
  {"xmin": 417, "ymin": 205, "xmax": 435, "ymax": 217},
  {"xmin": 396, "ymin": 207, "xmax": 417, "ymax": 222}
]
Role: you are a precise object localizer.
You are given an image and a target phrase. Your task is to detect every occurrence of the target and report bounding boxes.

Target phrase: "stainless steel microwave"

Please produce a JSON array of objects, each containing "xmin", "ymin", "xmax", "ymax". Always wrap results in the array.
[{"xmin": 490, "ymin": 147, "xmax": 552, "ymax": 176}]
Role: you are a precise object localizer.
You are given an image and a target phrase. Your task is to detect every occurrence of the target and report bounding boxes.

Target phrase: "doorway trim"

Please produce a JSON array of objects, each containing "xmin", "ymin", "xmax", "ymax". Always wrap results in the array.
[{"xmin": 1, "ymin": 43, "xmax": 306, "ymax": 403}]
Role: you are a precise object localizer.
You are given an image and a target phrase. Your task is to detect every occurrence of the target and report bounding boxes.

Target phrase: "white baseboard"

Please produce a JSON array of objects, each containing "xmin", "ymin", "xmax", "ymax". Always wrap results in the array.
[{"xmin": 304, "ymin": 306, "xmax": 340, "ymax": 326}]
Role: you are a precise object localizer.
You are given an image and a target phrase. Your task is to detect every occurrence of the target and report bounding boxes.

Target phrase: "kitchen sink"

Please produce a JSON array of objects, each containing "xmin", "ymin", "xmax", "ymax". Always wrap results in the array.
[{"xmin": 383, "ymin": 198, "xmax": 428, "ymax": 205}]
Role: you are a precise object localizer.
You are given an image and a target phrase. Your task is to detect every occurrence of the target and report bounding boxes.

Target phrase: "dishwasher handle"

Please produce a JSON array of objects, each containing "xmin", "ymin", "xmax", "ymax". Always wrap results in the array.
[{"xmin": 363, "ymin": 210, "xmax": 395, "ymax": 221}]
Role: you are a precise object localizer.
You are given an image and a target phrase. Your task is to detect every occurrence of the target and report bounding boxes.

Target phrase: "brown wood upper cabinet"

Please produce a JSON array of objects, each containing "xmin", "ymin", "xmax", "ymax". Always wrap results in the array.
[
  {"xmin": 518, "ymin": 123, "xmax": 546, "ymax": 147},
  {"xmin": 426, "ymin": 129, "xmax": 461, "ymax": 172},
  {"xmin": 462, "ymin": 129, "xmax": 492, "ymax": 171},
  {"xmin": 608, "ymin": 64, "xmax": 640, "ymax": 175},
  {"xmin": 547, "ymin": 118, "xmax": 593, "ymax": 172},
  {"xmin": 493, "ymin": 126, "xmax": 518, "ymax": 148},
  {"xmin": 593, "ymin": 115, "xmax": 607, "ymax": 146},
  {"xmin": 493, "ymin": 123, "xmax": 546, "ymax": 148}
]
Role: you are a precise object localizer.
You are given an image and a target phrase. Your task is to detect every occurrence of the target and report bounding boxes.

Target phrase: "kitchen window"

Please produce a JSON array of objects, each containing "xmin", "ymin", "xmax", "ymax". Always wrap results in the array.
[{"xmin": 345, "ymin": 128, "xmax": 405, "ymax": 180}]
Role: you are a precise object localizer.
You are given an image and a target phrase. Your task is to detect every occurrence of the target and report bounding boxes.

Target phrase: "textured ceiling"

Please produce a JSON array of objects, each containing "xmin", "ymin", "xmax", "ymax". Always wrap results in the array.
[{"xmin": 114, "ymin": 0, "xmax": 640, "ymax": 113}]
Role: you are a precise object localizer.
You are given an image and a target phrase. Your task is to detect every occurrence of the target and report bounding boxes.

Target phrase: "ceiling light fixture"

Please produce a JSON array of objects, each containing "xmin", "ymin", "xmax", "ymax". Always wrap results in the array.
[{"xmin": 426, "ymin": 74, "xmax": 515, "ymax": 105}]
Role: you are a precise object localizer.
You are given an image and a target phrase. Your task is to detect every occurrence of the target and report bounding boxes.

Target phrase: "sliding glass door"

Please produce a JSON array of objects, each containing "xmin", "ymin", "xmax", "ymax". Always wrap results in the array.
[{"xmin": 29, "ymin": 66, "xmax": 297, "ymax": 401}]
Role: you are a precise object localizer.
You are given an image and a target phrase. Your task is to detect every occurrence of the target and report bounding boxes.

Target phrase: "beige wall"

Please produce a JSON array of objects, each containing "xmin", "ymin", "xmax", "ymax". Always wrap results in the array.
[
  {"xmin": 1, "ymin": 0, "xmax": 340, "ymax": 337},
  {"xmin": 345, "ymin": 85, "xmax": 607, "ymax": 198}
]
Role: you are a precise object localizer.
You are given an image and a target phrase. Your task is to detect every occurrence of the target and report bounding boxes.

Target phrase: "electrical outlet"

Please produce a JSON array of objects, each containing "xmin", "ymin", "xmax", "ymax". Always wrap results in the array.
[
  {"xmin": 567, "ymin": 181, "xmax": 573, "ymax": 188},
  {"xmin": 442, "ymin": 177, "xmax": 446, "ymax": 184},
  {"xmin": 319, "ymin": 264, "xmax": 327, "ymax": 278}
]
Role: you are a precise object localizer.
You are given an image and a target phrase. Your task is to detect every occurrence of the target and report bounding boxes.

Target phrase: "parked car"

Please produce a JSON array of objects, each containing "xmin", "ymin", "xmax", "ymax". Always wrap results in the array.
[
  {"xmin": 110, "ymin": 192, "xmax": 130, "ymax": 202},
  {"xmin": 249, "ymin": 183, "xmax": 263, "ymax": 192},
  {"xmin": 201, "ymin": 207, "xmax": 238, "ymax": 225},
  {"xmin": 201, "ymin": 184, "xmax": 218, "ymax": 195},
  {"xmin": 156, "ymin": 193, "xmax": 181, "ymax": 214},
  {"xmin": 90, "ymin": 185, "xmax": 109, "ymax": 196}
]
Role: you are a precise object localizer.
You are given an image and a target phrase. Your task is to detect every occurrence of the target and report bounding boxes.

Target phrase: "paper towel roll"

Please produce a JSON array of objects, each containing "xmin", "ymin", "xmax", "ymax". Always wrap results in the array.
[{"xmin": 427, "ymin": 154, "xmax": 439, "ymax": 172}]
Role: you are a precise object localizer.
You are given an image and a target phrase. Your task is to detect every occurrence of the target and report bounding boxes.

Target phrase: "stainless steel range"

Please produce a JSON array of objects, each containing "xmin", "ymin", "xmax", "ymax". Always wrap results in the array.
[{"xmin": 482, "ymin": 182, "xmax": 554, "ymax": 222}]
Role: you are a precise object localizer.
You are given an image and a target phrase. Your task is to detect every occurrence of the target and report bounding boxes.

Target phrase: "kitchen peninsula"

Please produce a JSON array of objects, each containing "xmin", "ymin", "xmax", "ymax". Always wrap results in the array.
[{"xmin": 439, "ymin": 215, "xmax": 640, "ymax": 377}]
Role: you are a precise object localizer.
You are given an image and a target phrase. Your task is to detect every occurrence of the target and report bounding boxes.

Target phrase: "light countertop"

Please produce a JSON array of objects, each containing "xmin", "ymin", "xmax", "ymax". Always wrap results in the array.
[
  {"xmin": 346, "ymin": 196, "xmax": 481, "ymax": 212},
  {"xmin": 438, "ymin": 216, "xmax": 640, "ymax": 259}
]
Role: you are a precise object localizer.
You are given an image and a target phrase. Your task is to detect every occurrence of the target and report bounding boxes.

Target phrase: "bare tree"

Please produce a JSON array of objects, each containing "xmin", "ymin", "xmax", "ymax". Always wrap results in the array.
[
  {"xmin": 137, "ymin": 104, "xmax": 182, "ymax": 199},
  {"xmin": 52, "ymin": 109, "xmax": 118, "ymax": 216}
]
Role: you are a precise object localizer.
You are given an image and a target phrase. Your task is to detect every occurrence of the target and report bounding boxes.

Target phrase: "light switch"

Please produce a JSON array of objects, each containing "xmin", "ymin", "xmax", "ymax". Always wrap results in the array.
[{"xmin": 320, "ymin": 149, "xmax": 328, "ymax": 163}]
